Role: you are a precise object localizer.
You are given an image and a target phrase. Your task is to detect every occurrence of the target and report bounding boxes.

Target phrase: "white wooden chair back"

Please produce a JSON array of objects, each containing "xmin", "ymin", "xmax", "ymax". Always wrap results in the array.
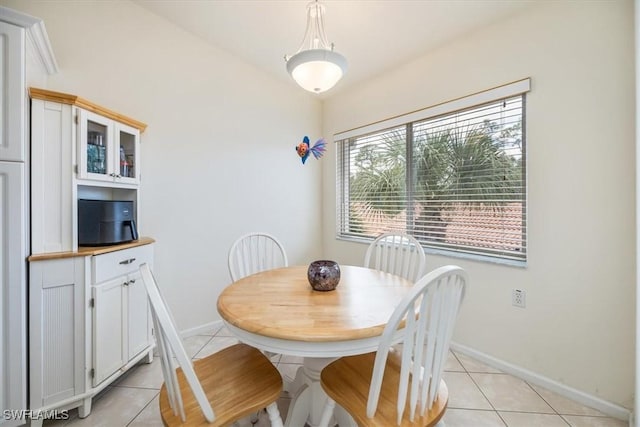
[
  {"xmin": 364, "ymin": 233, "xmax": 426, "ymax": 282},
  {"xmin": 139, "ymin": 263, "xmax": 215, "ymax": 423},
  {"xmin": 368, "ymin": 265, "xmax": 467, "ymax": 424},
  {"xmin": 228, "ymin": 232, "xmax": 288, "ymax": 282}
]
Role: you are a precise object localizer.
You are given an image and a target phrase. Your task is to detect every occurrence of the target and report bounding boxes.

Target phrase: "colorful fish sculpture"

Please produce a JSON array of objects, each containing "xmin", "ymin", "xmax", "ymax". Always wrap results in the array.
[{"xmin": 295, "ymin": 136, "xmax": 326, "ymax": 164}]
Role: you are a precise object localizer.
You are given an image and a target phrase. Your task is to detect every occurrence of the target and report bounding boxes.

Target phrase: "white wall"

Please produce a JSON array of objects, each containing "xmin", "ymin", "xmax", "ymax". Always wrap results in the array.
[
  {"xmin": 322, "ymin": 0, "xmax": 635, "ymax": 410},
  {"xmin": 2, "ymin": 0, "xmax": 323, "ymax": 330}
]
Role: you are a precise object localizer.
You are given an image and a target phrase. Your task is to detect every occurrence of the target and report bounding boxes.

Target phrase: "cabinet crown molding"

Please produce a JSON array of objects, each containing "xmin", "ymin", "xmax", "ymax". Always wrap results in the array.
[
  {"xmin": 1, "ymin": 6, "xmax": 58, "ymax": 74},
  {"xmin": 29, "ymin": 87, "xmax": 148, "ymax": 132}
]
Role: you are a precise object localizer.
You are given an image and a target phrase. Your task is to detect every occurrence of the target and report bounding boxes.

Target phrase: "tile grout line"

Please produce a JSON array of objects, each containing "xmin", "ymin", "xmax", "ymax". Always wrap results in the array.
[
  {"xmin": 190, "ymin": 335, "xmax": 215, "ymax": 360},
  {"xmin": 523, "ymin": 379, "xmax": 572, "ymax": 426},
  {"xmin": 559, "ymin": 414, "xmax": 574, "ymax": 427},
  {"xmin": 523, "ymin": 378, "xmax": 618, "ymax": 421},
  {"xmin": 453, "ymin": 351, "xmax": 508, "ymax": 426},
  {"xmin": 455, "ymin": 352, "xmax": 619, "ymax": 426},
  {"xmin": 125, "ymin": 390, "xmax": 160, "ymax": 427}
]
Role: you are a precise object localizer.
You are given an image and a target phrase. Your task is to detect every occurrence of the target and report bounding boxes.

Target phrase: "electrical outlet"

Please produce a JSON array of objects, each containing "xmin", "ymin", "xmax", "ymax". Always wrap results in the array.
[{"xmin": 512, "ymin": 289, "xmax": 526, "ymax": 308}]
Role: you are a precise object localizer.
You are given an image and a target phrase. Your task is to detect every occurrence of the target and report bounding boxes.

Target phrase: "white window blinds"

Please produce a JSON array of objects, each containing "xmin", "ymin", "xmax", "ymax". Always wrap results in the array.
[{"xmin": 336, "ymin": 80, "xmax": 528, "ymax": 263}]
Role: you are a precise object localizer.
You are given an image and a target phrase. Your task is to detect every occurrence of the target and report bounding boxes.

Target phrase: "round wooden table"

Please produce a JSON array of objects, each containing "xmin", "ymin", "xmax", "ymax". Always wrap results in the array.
[{"xmin": 217, "ymin": 265, "xmax": 414, "ymax": 427}]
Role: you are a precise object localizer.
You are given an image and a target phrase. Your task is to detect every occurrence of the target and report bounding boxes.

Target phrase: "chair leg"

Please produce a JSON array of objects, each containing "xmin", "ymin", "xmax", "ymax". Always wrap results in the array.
[
  {"xmin": 334, "ymin": 404, "xmax": 357, "ymax": 427},
  {"xmin": 266, "ymin": 402, "xmax": 284, "ymax": 427},
  {"xmin": 318, "ymin": 398, "xmax": 336, "ymax": 427}
]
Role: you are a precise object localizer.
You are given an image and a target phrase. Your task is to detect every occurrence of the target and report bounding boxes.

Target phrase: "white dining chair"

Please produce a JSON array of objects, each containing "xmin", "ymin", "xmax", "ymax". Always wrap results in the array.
[
  {"xmin": 228, "ymin": 232, "xmax": 288, "ymax": 282},
  {"xmin": 227, "ymin": 232, "xmax": 290, "ymax": 424},
  {"xmin": 318, "ymin": 265, "xmax": 467, "ymax": 427},
  {"xmin": 364, "ymin": 232, "xmax": 426, "ymax": 283},
  {"xmin": 139, "ymin": 263, "xmax": 284, "ymax": 427}
]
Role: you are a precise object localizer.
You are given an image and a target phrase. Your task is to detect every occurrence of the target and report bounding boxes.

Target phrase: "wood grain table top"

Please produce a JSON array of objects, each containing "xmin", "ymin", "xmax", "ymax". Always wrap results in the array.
[{"xmin": 217, "ymin": 265, "xmax": 414, "ymax": 343}]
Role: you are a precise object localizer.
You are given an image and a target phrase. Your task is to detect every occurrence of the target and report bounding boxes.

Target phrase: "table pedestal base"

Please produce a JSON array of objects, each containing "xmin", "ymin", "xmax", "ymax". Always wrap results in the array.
[{"xmin": 284, "ymin": 357, "xmax": 356, "ymax": 427}]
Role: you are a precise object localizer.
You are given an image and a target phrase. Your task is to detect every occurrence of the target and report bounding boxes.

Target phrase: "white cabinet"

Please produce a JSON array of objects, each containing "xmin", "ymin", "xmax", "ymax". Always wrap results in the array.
[
  {"xmin": 30, "ymin": 89, "xmax": 147, "ymax": 255},
  {"xmin": 29, "ymin": 258, "xmax": 87, "ymax": 412},
  {"xmin": 127, "ymin": 270, "xmax": 152, "ymax": 358},
  {"xmin": 91, "ymin": 245, "xmax": 153, "ymax": 386},
  {"xmin": 78, "ymin": 109, "xmax": 140, "ymax": 185},
  {"xmin": 1, "ymin": 9, "xmax": 56, "ymax": 426},
  {"xmin": 27, "ymin": 58, "xmax": 149, "ymax": 427},
  {"xmin": 28, "ymin": 241, "xmax": 154, "ymax": 424},
  {"xmin": 0, "ymin": 21, "xmax": 25, "ymax": 162},
  {"xmin": 92, "ymin": 277, "xmax": 126, "ymax": 386},
  {"xmin": 92, "ymin": 271, "xmax": 150, "ymax": 386},
  {"xmin": 0, "ymin": 20, "xmax": 26, "ymax": 427},
  {"xmin": 0, "ymin": 162, "xmax": 26, "ymax": 427},
  {"xmin": 30, "ymin": 100, "xmax": 74, "ymax": 254}
]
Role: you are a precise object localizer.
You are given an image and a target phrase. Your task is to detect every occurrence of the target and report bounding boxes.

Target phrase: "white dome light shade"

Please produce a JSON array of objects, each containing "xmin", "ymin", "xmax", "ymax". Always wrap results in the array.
[
  {"xmin": 286, "ymin": 49, "xmax": 347, "ymax": 93},
  {"xmin": 285, "ymin": 1, "xmax": 347, "ymax": 94}
]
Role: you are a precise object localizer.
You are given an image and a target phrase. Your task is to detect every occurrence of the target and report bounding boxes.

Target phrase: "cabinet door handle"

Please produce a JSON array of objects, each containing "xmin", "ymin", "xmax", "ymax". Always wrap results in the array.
[
  {"xmin": 129, "ymin": 279, "xmax": 136, "ymax": 284},
  {"xmin": 119, "ymin": 258, "xmax": 136, "ymax": 265},
  {"xmin": 123, "ymin": 280, "xmax": 130, "ymax": 287}
]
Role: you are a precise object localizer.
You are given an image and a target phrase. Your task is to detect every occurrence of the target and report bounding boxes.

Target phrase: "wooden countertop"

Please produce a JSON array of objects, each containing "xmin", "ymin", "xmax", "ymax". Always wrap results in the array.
[
  {"xmin": 217, "ymin": 265, "xmax": 414, "ymax": 342},
  {"xmin": 28, "ymin": 237, "xmax": 155, "ymax": 261}
]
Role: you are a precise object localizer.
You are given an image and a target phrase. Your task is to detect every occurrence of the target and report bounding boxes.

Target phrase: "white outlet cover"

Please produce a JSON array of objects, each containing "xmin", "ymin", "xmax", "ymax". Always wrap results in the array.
[{"xmin": 512, "ymin": 289, "xmax": 526, "ymax": 308}]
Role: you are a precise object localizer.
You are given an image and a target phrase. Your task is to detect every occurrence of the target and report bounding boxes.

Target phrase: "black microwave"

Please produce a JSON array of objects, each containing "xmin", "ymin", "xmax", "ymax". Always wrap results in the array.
[{"xmin": 78, "ymin": 199, "xmax": 139, "ymax": 246}]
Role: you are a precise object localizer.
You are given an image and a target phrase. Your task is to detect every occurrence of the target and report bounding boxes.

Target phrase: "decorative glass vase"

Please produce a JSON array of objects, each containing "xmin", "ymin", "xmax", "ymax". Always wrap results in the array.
[{"xmin": 307, "ymin": 260, "xmax": 340, "ymax": 291}]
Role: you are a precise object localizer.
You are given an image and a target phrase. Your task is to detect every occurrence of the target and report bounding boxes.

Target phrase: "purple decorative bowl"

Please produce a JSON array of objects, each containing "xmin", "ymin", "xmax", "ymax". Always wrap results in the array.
[{"xmin": 307, "ymin": 260, "xmax": 341, "ymax": 291}]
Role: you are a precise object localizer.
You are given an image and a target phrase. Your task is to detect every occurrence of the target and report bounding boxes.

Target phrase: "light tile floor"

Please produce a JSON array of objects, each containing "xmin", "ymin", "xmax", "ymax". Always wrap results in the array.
[{"xmin": 45, "ymin": 325, "xmax": 628, "ymax": 427}]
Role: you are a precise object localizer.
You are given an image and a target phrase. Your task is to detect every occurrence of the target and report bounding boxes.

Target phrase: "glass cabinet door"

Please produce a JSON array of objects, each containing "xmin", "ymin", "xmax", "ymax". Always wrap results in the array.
[
  {"xmin": 79, "ymin": 109, "xmax": 113, "ymax": 182},
  {"xmin": 114, "ymin": 122, "xmax": 139, "ymax": 184},
  {"xmin": 77, "ymin": 109, "xmax": 140, "ymax": 185}
]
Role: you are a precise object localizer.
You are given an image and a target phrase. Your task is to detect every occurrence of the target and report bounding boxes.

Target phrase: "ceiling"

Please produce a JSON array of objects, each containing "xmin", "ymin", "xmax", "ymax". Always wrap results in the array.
[{"xmin": 133, "ymin": 0, "xmax": 535, "ymax": 97}]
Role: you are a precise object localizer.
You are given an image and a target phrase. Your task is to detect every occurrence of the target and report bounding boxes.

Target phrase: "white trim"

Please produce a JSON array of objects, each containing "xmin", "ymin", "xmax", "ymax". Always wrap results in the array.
[
  {"xmin": 0, "ymin": 5, "xmax": 58, "ymax": 74},
  {"xmin": 26, "ymin": 20, "xmax": 58, "ymax": 74},
  {"xmin": 337, "ymin": 234, "xmax": 527, "ymax": 268},
  {"xmin": 334, "ymin": 78, "xmax": 531, "ymax": 141},
  {"xmin": 450, "ymin": 342, "xmax": 632, "ymax": 423},
  {"xmin": 0, "ymin": 6, "xmax": 40, "ymax": 27},
  {"xmin": 179, "ymin": 320, "xmax": 224, "ymax": 338}
]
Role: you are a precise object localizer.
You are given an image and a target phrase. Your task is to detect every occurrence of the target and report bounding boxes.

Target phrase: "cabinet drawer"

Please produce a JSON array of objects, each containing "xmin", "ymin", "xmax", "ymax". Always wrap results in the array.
[{"xmin": 93, "ymin": 245, "xmax": 153, "ymax": 283}]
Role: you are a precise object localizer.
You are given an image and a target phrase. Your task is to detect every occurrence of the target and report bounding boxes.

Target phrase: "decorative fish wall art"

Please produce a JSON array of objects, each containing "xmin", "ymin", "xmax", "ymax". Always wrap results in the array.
[{"xmin": 296, "ymin": 136, "xmax": 326, "ymax": 164}]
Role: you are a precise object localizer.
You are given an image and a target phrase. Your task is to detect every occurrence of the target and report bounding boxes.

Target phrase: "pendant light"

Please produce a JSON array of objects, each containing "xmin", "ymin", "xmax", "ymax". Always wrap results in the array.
[{"xmin": 285, "ymin": 0, "xmax": 347, "ymax": 94}]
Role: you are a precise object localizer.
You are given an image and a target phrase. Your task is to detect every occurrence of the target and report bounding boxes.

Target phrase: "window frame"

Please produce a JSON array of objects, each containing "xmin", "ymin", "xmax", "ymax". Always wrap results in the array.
[{"xmin": 335, "ymin": 79, "xmax": 530, "ymax": 267}]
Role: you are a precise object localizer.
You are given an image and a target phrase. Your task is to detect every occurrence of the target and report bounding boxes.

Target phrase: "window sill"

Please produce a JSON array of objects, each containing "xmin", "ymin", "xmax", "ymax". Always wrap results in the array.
[{"xmin": 335, "ymin": 235, "xmax": 527, "ymax": 269}]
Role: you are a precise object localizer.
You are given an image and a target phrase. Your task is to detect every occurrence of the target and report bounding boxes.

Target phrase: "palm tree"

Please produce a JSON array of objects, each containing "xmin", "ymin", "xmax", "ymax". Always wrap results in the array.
[
  {"xmin": 348, "ymin": 116, "xmax": 523, "ymax": 252},
  {"xmin": 350, "ymin": 131, "xmax": 407, "ymax": 216},
  {"xmin": 413, "ymin": 120, "xmax": 522, "ymax": 242}
]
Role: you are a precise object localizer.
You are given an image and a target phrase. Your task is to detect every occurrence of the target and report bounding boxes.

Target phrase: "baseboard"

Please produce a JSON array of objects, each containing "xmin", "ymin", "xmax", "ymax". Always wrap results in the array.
[
  {"xmin": 179, "ymin": 319, "xmax": 224, "ymax": 338},
  {"xmin": 450, "ymin": 342, "xmax": 632, "ymax": 423}
]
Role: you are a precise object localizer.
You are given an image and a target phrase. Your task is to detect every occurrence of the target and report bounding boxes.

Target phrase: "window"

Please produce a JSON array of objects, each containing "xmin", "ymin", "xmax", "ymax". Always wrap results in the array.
[{"xmin": 336, "ymin": 80, "xmax": 529, "ymax": 264}]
